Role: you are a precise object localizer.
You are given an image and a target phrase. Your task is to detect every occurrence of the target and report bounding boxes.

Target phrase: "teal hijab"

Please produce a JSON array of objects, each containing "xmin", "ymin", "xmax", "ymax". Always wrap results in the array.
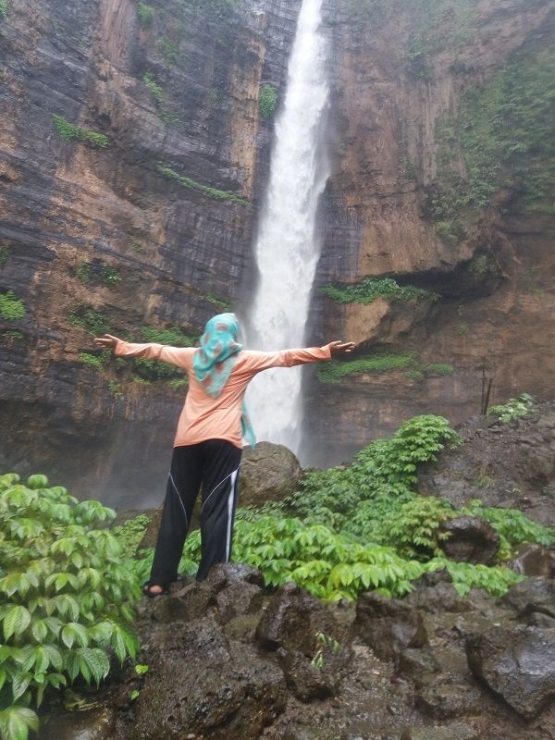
[{"xmin": 193, "ymin": 313, "xmax": 256, "ymax": 447}]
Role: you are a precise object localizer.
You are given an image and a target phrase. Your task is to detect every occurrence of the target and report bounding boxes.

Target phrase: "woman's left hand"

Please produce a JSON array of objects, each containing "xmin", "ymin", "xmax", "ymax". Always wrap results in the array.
[{"xmin": 327, "ymin": 341, "xmax": 355, "ymax": 356}]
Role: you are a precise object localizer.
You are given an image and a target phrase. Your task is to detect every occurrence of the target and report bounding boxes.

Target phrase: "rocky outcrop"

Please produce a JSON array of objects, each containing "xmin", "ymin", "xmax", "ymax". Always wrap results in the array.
[{"xmin": 37, "ymin": 565, "xmax": 555, "ymax": 740}]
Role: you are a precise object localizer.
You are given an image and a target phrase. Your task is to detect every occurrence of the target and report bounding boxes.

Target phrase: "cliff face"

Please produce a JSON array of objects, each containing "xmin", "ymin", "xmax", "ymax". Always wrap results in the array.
[
  {"xmin": 1, "ymin": 0, "xmax": 554, "ymax": 503},
  {"xmin": 0, "ymin": 0, "xmax": 302, "ymax": 504},
  {"xmin": 306, "ymin": 0, "xmax": 555, "ymax": 465}
]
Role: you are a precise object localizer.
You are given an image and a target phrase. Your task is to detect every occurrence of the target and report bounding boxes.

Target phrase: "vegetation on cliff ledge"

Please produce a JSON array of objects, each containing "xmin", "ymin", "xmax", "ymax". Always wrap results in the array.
[
  {"xmin": 321, "ymin": 277, "xmax": 439, "ymax": 305},
  {"xmin": 157, "ymin": 164, "xmax": 249, "ymax": 206},
  {"xmin": 430, "ymin": 45, "xmax": 555, "ymax": 246},
  {"xmin": 0, "ymin": 291, "xmax": 25, "ymax": 321},
  {"xmin": 52, "ymin": 115, "xmax": 110, "ymax": 150}
]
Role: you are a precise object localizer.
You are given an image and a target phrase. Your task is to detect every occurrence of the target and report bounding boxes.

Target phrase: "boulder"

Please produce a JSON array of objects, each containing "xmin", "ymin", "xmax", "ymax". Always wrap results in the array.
[
  {"xmin": 502, "ymin": 576, "xmax": 555, "ymax": 620},
  {"xmin": 439, "ymin": 516, "xmax": 500, "ymax": 565},
  {"xmin": 508, "ymin": 544, "xmax": 555, "ymax": 578},
  {"xmin": 466, "ymin": 625, "xmax": 555, "ymax": 719},
  {"xmin": 238, "ymin": 441, "xmax": 303, "ymax": 507},
  {"xmin": 132, "ymin": 615, "xmax": 287, "ymax": 740},
  {"xmin": 256, "ymin": 583, "xmax": 344, "ymax": 656}
]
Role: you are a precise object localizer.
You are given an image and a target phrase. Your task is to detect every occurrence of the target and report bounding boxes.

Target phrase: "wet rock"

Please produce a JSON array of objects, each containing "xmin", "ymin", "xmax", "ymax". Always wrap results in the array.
[
  {"xmin": 149, "ymin": 563, "xmax": 263, "ymax": 625},
  {"xmin": 397, "ymin": 647, "xmax": 441, "ymax": 689},
  {"xmin": 239, "ymin": 441, "xmax": 303, "ymax": 507},
  {"xmin": 466, "ymin": 624, "xmax": 555, "ymax": 719},
  {"xmin": 404, "ymin": 722, "xmax": 483, "ymax": 740},
  {"xmin": 416, "ymin": 678, "xmax": 482, "ymax": 719},
  {"xmin": 407, "ymin": 570, "xmax": 471, "ymax": 613},
  {"xmin": 355, "ymin": 592, "xmax": 428, "ymax": 662},
  {"xmin": 508, "ymin": 544, "xmax": 555, "ymax": 578},
  {"xmin": 502, "ymin": 576, "xmax": 555, "ymax": 620},
  {"xmin": 256, "ymin": 583, "xmax": 343, "ymax": 656},
  {"xmin": 130, "ymin": 615, "xmax": 287, "ymax": 739},
  {"xmin": 278, "ymin": 624, "xmax": 353, "ymax": 703},
  {"xmin": 439, "ymin": 516, "xmax": 500, "ymax": 565},
  {"xmin": 39, "ymin": 707, "xmax": 115, "ymax": 740}
]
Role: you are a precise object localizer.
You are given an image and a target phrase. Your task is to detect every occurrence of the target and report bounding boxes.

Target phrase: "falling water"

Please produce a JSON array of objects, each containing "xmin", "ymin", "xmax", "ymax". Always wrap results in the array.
[{"xmin": 246, "ymin": 0, "xmax": 330, "ymax": 455}]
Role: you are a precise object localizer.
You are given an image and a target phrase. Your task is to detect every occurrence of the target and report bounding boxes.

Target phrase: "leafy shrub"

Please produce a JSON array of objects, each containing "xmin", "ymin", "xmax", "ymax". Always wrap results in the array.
[
  {"xmin": 423, "ymin": 558, "xmax": 523, "ymax": 597},
  {"xmin": 488, "ymin": 393, "xmax": 534, "ymax": 422},
  {"xmin": 0, "ymin": 1, "xmax": 7, "ymax": 20},
  {"xmin": 111, "ymin": 515, "xmax": 150, "ymax": 560},
  {"xmin": 0, "ymin": 474, "xmax": 141, "ymax": 739},
  {"xmin": 52, "ymin": 115, "xmax": 110, "ymax": 149},
  {"xmin": 463, "ymin": 499, "xmax": 555, "ymax": 554},
  {"xmin": 0, "ymin": 291, "xmax": 25, "ymax": 320},
  {"xmin": 259, "ymin": 84, "xmax": 278, "ymax": 119},
  {"xmin": 380, "ymin": 497, "xmax": 455, "ymax": 559},
  {"xmin": 179, "ymin": 517, "xmax": 425, "ymax": 601}
]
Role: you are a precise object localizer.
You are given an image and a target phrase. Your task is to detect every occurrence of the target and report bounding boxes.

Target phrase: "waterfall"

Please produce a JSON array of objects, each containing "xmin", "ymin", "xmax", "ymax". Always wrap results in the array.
[{"xmin": 246, "ymin": 0, "xmax": 330, "ymax": 456}]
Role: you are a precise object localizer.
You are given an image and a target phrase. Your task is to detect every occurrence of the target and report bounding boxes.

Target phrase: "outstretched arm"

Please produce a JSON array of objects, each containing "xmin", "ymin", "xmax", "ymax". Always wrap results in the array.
[{"xmin": 93, "ymin": 334, "xmax": 194, "ymax": 369}]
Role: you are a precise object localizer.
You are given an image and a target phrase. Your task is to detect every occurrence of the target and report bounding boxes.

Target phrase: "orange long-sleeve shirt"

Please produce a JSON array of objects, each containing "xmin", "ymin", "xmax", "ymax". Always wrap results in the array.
[{"xmin": 115, "ymin": 340, "xmax": 332, "ymax": 449}]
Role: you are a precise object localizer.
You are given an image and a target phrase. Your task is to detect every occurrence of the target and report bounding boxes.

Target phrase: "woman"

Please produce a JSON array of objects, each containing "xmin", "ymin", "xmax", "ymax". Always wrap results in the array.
[{"xmin": 94, "ymin": 313, "xmax": 354, "ymax": 596}]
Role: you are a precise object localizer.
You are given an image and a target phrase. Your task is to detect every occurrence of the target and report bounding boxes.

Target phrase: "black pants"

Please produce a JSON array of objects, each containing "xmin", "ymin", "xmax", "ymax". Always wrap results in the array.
[{"xmin": 149, "ymin": 440, "xmax": 242, "ymax": 584}]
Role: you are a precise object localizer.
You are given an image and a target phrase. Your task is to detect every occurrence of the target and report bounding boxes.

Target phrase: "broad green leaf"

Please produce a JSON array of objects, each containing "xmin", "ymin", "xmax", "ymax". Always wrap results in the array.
[
  {"xmin": 12, "ymin": 670, "xmax": 32, "ymax": 701},
  {"xmin": 3, "ymin": 605, "xmax": 32, "ymax": 640}
]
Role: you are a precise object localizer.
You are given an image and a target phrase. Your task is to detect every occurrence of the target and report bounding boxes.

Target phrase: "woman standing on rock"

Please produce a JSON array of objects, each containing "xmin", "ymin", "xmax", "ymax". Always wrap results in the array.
[{"xmin": 94, "ymin": 312, "xmax": 354, "ymax": 597}]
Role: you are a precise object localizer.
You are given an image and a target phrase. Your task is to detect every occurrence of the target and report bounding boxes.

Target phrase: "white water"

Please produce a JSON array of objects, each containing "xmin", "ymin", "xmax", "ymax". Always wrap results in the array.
[{"xmin": 246, "ymin": 0, "xmax": 330, "ymax": 454}]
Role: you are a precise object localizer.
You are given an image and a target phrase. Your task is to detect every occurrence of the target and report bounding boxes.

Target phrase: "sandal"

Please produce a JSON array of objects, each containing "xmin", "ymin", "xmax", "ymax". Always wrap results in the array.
[{"xmin": 142, "ymin": 581, "xmax": 169, "ymax": 598}]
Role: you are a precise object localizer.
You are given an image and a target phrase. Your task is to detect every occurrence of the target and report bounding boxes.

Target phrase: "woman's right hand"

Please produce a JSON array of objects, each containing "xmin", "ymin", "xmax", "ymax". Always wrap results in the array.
[{"xmin": 93, "ymin": 334, "xmax": 120, "ymax": 350}]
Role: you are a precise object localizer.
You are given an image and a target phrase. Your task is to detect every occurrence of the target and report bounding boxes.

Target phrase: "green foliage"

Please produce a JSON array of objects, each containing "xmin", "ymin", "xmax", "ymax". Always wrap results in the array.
[
  {"xmin": 433, "ymin": 46, "xmax": 555, "ymax": 218},
  {"xmin": 137, "ymin": 1, "xmax": 154, "ymax": 26},
  {"xmin": 381, "ymin": 497, "xmax": 455, "ymax": 559},
  {"xmin": 204, "ymin": 293, "xmax": 232, "ymax": 311},
  {"xmin": 0, "ymin": 474, "xmax": 140, "ymax": 739},
  {"xmin": 321, "ymin": 277, "xmax": 439, "ymax": 305},
  {"xmin": 182, "ymin": 517, "xmax": 425, "ymax": 601},
  {"xmin": 140, "ymin": 326, "xmax": 194, "ymax": 346},
  {"xmin": 259, "ymin": 84, "xmax": 278, "ymax": 119},
  {"xmin": 157, "ymin": 164, "xmax": 249, "ymax": 206},
  {"xmin": 317, "ymin": 353, "xmax": 417, "ymax": 383},
  {"xmin": 111, "ymin": 515, "xmax": 150, "ymax": 560},
  {"xmin": 159, "ymin": 36, "xmax": 180, "ymax": 66},
  {"xmin": 77, "ymin": 261, "xmax": 121, "ymax": 288},
  {"xmin": 424, "ymin": 558, "xmax": 523, "ymax": 597},
  {"xmin": 68, "ymin": 307, "xmax": 111, "ymax": 336},
  {"xmin": 463, "ymin": 499, "xmax": 555, "ymax": 552},
  {"xmin": 143, "ymin": 73, "xmax": 164, "ymax": 108},
  {"xmin": 78, "ymin": 352, "xmax": 109, "ymax": 370},
  {"xmin": 0, "ymin": 1, "xmax": 7, "ymax": 20},
  {"xmin": 0, "ymin": 244, "xmax": 10, "ymax": 267},
  {"xmin": 425, "ymin": 363, "xmax": 454, "ymax": 377},
  {"xmin": 52, "ymin": 115, "xmax": 110, "ymax": 149},
  {"xmin": 285, "ymin": 416, "xmax": 460, "ymax": 541},
  {"xmin": 0, "ymin": 291, "xmax": 25, "ymax": 321},
  {"xmin": 142, "ymin": 74, "xmax": 178, "ymax": 125},
  {"xmin": 488, "ymin": 393, "xmax": 534, "ymax": 422}
]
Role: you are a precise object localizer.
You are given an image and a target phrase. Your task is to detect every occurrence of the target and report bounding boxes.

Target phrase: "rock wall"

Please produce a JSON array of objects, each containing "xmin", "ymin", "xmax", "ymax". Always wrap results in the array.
[{"xmin": 1, "ymin": 0, "xmax": 555, "ymax": 503}]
